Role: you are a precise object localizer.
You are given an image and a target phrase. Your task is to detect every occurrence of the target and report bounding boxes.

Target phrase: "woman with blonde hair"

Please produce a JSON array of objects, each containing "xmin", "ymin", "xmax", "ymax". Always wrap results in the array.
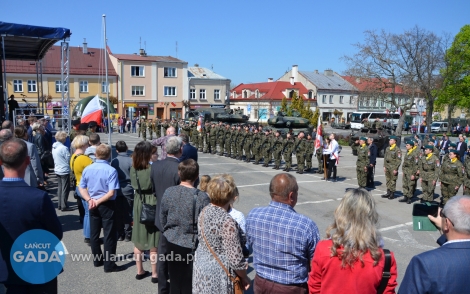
[
  {"xmin": 198, "ymin": 175, "xmax": 211, "ymax": 192},
  {"xmin": 308, "ymin": 188, "xmax": 397, "ymax": 294}
]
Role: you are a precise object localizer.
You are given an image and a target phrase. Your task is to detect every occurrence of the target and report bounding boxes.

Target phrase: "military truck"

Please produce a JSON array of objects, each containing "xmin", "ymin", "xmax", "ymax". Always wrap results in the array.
[
  {"xmin": 185, "ymin": 107, "xmax": 249, "ymax": 124},
  {"xmin": 267, "ymin": 111, "xmax": 312, "ymax": 137},
  {"xmin": 348, "ymin": 125, "xmax": 401, "ymax": 158}
]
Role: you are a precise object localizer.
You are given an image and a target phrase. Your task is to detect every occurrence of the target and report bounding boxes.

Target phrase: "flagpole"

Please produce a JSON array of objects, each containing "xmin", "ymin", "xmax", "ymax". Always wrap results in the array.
[{"xmin": 103, "ymin": 14, "xmax": 111, "ymax": 148}]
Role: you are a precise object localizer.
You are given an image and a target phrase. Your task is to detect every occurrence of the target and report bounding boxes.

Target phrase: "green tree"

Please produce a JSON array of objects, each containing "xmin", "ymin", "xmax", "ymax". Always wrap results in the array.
[
  {"xmin": 310, "ymin": 108, "xmax": 320, "ymax": 127},
  {"xmin": 435, "ymin": 25, "xmax": 470, "ymax": 119},
  {"xmin": 280, "ymin": 97, "xmax": 288, "ymax": 112}
]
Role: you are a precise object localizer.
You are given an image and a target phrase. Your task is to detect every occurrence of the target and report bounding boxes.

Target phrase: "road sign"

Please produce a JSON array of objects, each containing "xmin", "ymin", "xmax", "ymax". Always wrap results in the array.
[{"xmin": 247, "ymin": 104, "xmax": 251, "ymax": 114}]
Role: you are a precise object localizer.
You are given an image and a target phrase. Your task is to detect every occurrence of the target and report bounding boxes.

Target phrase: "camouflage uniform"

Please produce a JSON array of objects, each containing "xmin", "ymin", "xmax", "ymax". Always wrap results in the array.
[
  {"xmin": 418, "ymin": 153, "xmax": 440, "ymax": 202},
  {"xmin": 251, "ymin": 131, "xmax": 262, "ymax": 164},
  {"xmin": 70, "ymin": 129, "xmax": 78, "ymax": 142},
  {"xmin": 363, "ymin": 120, "xmax": 371, "ymax": 129},
  {"xmin": 464, "ymin": 154, "xmax": 470, "ymax": 195},
  {"xmin": 155, "ymin": 120, "xmax": 162, "ymax": 138},
  {"xmin": 356, "ymin": 143, "xmax": 369, "ymax": 188},
  {"xmin": 231, "ymin": 129, "xmax": 239, "ymax": 159},
  {"xmin": 305, "ymin": 138, "xmax": 314, "ymax": 171},
  {"xmin": 217, "ymin": 125, "xmax": 226, "ymax": 155},
  {"xmin": 141, "ymin": 120, "xmax": 147, "ymax": 141},
  {"xmin": 181, "ymin": 123, "xmax": 191, "ymax": 137},
  {"xmin": 236, "ymin": 129, "xmax": 245, "ymax": 160},
  {"xmin": 283, "ymin": 136, "xmax": 295, "ymax": 171},
  {"xmin": 209, "ymin": 125, "xmax": 218, "ymax": 154},
  {"xmin": 203, "ymin": 124, "xmax": 211, "ymax": 153},
  {"xmin": 137, "ymin": 119, "xmax": 142, "ymax": 137},
  {"xmin": 295, "ymin": 137, "xmax": 307, "ymax": 174},
  {"xmin": 401, "ymin": 147, "xmax": 420, "ymax": 201},
  {"xmin": 439, "ymin": 158, "xmax": 464, "ymax": 205},
  {"xmin": 224, "ymin": 126, "xmax": 232, "ymax": 157},
  {"xmin": 383, "ymin": 144, "xmax": 402, "ymax": 199},
  {"xmin": 190, "ymin": 123, "xmax": 198, "ymax": 148},
  {"xmin": 148, "ymin": 121, "xmax": 154, "ymax": 140},
  {"xmin": 161, "ymin": 121, "xmax": 169, "ymax": 135},
  {"xmin": 243, "ymin": 129, "xmax": 253, "ymax": 162},
  {"xmin": 316, "ymin": 145, "xmax": 324, "ymax": 173},
  {"xmin": 271, "ymin": 135, "xmax": 284, "ymax": 169},
  {"xmin": 262, "ymin": 133, "xmax": 273, "ymax": 167}
]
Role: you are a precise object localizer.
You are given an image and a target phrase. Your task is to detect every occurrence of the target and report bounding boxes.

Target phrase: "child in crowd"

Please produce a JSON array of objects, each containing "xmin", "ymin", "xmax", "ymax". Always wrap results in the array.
[{"xmin": 199, "ymin": 175, "xmax": 211, "ymax": 192}]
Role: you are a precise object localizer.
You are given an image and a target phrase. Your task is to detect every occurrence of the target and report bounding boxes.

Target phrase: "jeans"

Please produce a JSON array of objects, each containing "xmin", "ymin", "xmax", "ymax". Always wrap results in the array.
[
  {"xmin": 89, "ymin": 200, "xmax": 117, "ymax": 271},
  {"xmin": 76, "ymin": 187, "xmax": 90, "ymax": 239},
  {"xmin": 132, "ymin": 126, "xmax": 136, "ymax": 133}
]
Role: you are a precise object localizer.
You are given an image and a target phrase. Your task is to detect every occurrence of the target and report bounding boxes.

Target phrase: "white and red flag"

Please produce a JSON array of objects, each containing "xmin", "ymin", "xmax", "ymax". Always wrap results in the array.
[
  {"xmin": 197, "ymin": 115, "xmax": 203, "ymax": 132},
  {"xmin": 314, "ymin": 116, "xmax": 323, "ymax": 154},
  {"xmin": 81, "ymin": 94, "xmax": 102, "ymax": 125}
]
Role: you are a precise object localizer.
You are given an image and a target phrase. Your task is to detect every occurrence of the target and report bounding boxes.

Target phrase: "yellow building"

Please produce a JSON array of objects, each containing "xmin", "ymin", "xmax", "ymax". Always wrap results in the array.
[{"xmin": 5, "ymin": 45, "xmax": 117, "ymax": 116}]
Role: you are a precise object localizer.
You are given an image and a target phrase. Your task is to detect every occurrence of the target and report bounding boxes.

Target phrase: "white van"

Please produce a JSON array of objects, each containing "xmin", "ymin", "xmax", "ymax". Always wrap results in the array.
[
  {"xmin": 351, "ymin": 112, "xmax": 400, "ymax": 130},
  {"xmin": 430, "ymin": 122, "xmax": 448, "ymax": 133}
]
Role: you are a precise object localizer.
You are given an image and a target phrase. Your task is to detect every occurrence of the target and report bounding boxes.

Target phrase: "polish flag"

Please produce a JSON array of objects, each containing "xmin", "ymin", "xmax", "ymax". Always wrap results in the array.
[
  {"xmin": 314, "ymin": 116, "xmax": 323, "ymax": 154},
  {"xmin": 171, "ymin": 102, "xmax": 176, "ymax": 107},
  {"xmin": 81, "ymin": 94, "xmax": 102, "ymax": 125}
]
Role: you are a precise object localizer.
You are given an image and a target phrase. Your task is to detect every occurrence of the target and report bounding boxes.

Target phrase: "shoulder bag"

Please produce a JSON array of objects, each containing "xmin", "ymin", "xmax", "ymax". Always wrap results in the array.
[
  {"xmin": 200, "ymin": 208, "xmax": 243, "ymax": 294},
  {"xmin": 70, "ymin": 154, "xmax": 82, "ymax": 194},
  {"xmin": 377, "ymin": 249, "xmax": 392, "ymax": 294},
  {"xmin": 135, "ymin": 169, "xmax": 156, "ymax": 225}
]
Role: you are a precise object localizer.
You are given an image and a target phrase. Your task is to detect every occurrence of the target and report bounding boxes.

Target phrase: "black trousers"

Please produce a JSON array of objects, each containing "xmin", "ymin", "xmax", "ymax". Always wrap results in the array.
[
  {"xmin": 56, "ymin": 174, "xmax": 70, "ymax": 209},
  {"xmin": 327, "ymin": 158, "xmax": 337, "ymax": 179},
  {"xmin": 115, "ymin": 196, "xmax": 133, "ymax": 238},
  {"xmin": 367, "ymin": 165, "xmax": 375, "ymax": 187},
  {"xmin": 167, "ymin": 242, "xmax": 194, "ymax": 294},
  {"xmin": 4, "ymin": 277, "xmax": 57, "ymax": 294},
  {"xmin": 89, "ymin": 200, "xmax": 117, "ymax": 271},
  {"xmin": 158, "ymin": 234, "xmax": 170, "ymax": 294}
]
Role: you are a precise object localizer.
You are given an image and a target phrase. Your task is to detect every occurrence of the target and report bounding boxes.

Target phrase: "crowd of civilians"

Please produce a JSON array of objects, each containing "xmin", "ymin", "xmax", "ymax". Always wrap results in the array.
[{"xmin": 1, "ymin": 118, "xmax": 470, "ymax": 294}]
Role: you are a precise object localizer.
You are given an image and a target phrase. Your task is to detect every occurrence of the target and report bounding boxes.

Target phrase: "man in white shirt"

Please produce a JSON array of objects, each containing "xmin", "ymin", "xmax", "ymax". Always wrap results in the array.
[{"xmin": 327, "ymin": 134, "xmax": 339, "ymax": 182}]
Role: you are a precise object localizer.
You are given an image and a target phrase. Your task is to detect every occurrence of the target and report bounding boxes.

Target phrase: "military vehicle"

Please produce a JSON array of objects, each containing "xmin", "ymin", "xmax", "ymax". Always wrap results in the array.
[
  {"xmin": 267, "ymin": 111, "xmax": 312, "ymax": 136},
  {"xmin": 185, "ymin": 107, "xmax": 249, "ymax": 124},
  {"xmin": 348, "ymin": 124, "xmax": 401, "ymax": 158}
]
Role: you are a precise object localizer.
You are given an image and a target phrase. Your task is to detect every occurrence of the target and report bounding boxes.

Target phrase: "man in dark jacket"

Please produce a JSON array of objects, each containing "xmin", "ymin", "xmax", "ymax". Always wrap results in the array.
[{"xmin": 367, "ymin": 137, "xmax": 377, "ymax": 189}]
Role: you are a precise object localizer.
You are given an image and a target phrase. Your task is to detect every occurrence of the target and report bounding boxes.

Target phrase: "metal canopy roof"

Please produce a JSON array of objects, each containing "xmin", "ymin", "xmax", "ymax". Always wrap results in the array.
[{"xmin": 0, "ymin": 21, "xmax": 71, "ymax": 60}]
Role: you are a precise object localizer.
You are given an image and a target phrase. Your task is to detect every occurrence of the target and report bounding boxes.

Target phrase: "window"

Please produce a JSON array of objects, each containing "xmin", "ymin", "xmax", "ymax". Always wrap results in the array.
[
  {"xmin": 131, "ymin": 66, "xmax": 144, "ymax": 77},
  {"xmin": 190, "ymin": 89, "xmax": 196, "ymax": 100},
  {"xmin": 79, "ymin": 80, "xmax": 88, "ymax": 93},
  {"xmin": 101, "ymin": 81, "xmax": 110, "ymax": 93},
  {"xmin": 13, "ymin": 80, "xmax": 23, "ymax": 92},
  {"xmin": 349, "ymin": 96, "xmax": 353, "ymax": 104},
  {"xmin": 55, "ymin": 81, "xmax": 68, "ymax": 93},
  {"xmin": 214, "ymin": 89, "xmax": 220, "ymax": 100},
  {"xmin": 199, "ymin": 89, "xmax": 206, "ymax": 100},
  {"xmin": 339, "ymin": 95, "xmax": 344, "ymax": 104},
  {"xmin": 27, "ymin": 80, "xmax": 37, "ymax": 92},
  {"xmin": 380, "ymin": 99, "xmax": 385, "ymax": 107},
  {"xmin": 164, "ymin": 67, "xmax": 176, "ymax": 77},
  {"xmin": 255, "ymin": 90, "xmax": 259, "ymax": 98},
  {"xmin": 243, "ymin": 90, "xmax": 247, "ymax": 98},
  {"xmin": 308, "ymin": 91, "xmax": 313, "ymax": 99},
  {"xmin": 131, "ymin": 86, "xmax": 144, "ymax": 96},
  {"xmin": 322, "ymin": 95, "xmax": 326, "ymax": 104},
  {"xmin": 164, "ymin": 86, "xmax": 177, "ymax": 96},
  {"xmin": 329, "ymin": 95, "xmax": 333, "ymax": 104}
]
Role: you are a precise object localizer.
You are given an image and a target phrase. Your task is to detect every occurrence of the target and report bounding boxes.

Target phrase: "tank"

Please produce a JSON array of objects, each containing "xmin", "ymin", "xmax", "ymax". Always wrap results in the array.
[
  {"xmin": 267, "ymin": 111, "xmax": 312, "ymax": 137},
  {"xmin": 72, "ymin": 95, "xmax": 116, "ymax": 118},
  {"xmin": 348, "ymin": 125, "xmax": 401, "ymax": 158},
  {"xmin": 185, "ymin": 108, "xmax": 248, "ymax": 125}
]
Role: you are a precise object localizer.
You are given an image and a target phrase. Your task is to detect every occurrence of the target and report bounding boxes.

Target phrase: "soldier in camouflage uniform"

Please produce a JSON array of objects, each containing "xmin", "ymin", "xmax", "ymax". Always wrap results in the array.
[
  {"xmin": 243, "ymin": 126, "xmax": 253, "ymax": 162},
  {"xmin": 262, "ymin": 130, "xmax": 273, "ymax": 167},
  {"xmin": 137, "ymin": 118, "xmax": 142, "ymax": 138},
  {"xmin": 251, "ymin": 129, "xmax": 261, "ymax": 164},
  {"xmin": 203, "ymin": 122, "xmax": 211, "ymax": 153},
  {"xmin": 464, "ymin": 153, "xmax": 470, "ymax": 195},
  {"xmin": 141, "ymin": 119, "xmax": 147, "ymax": 141},
  {"xmin": 180, "ymin": 122, "xmax": 191, "ymax": 137},
  {"xmin": 381, "ymin": 136, "xmax": 402, "ymax": 200},
  {"xmin": 190, "ymin": 121, "xmax": 198, "ymax": 148},
  {"xmin": 170, "ymin": 119, "xmax": 178, "ymax": 134},
  {"xmin": 235, "ymin": 125, "xmax": 244, "ymax": 160},
  {"xmin": 217, "ymin": 123, "xmax": 226, "ymax": 156},
  {"xmin": 305, "ymin": 134, "xmax": 314, "ymax": 171},
  {"xmin": 155, "ymin": 119, "xmax": 162, "ymax": 139},
  {"xmin": 147, "ymin": 119, "xmax": 154, "ymax": 140},
  {"xmin": 209, "ymin": 122, "xmax": 218, "ymax": 155},
  {"xmin": 362, "ymin": 118, "xmax": 371, "ymax": 130},
  {"xmin": 230, "ymin": 125, "xmax": 238, "ymax": 159},
  {"xmin": 439, "ymin": 149, "xmax": 464, "ymax": 206},
  {"xmin": 283, "ymin": 133, "xmax": 295, "ymax": 172},
  {"xmin": 353, "ymin": 137, "xmax": 369, "ymax": 188},
  {"xmin": 271, "ymin": 131, "xmax": 284, "ymax": 170},
  {"xmin": 316, "ymin": 142, "xmax": 324, "ymax": 174},
  {"xmin": 295, "ymin": 132, "xmax": 307, "ymax": 174},
  {"xmin": 417, "ymin": 145, "xmax": 440, "ymax": 203},
  {"xmin": 399, "ymin": 141, "xmax": 420, "ymax": 204},
  {"xmin": 224, "ymin": 124, "xmax": 232, "ymax": 157}
]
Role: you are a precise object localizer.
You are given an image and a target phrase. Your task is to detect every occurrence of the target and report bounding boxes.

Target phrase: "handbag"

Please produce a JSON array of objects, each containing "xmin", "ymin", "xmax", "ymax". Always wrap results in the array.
[
  {"xmin": 135, "ymin": 169, "xmax": 156, "ymax": 225},
  {"xmin": 41, "ymin": 150, "xmax": 54, "ymax": 168},
  {"xmin": 377, "ymin": 249, "xmax": 392, "ymax": 294},
  {"xmin": 200, "ymin": 208, "xmax": 244, "ymax": 294}
]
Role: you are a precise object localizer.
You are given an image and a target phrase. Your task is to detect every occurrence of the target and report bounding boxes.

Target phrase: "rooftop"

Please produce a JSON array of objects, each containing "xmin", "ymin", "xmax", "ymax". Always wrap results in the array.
[
  {"xmin": 111, "ymin": 53, "xmax": 186, "ymax": 63},
  {"xmin": 188, "ymin": 67, "xmax": 228, "ymax": 79},
  {"xmin": 342, "ymin": 76, "xmax": 405, "ymax": 94},
  {"xmin": 231, "ymin": 81, "xmax": 309, "ymax": 100},
  {"xmin": 300, "ymin": 70, "xmax": 357, "ymax": 91}
]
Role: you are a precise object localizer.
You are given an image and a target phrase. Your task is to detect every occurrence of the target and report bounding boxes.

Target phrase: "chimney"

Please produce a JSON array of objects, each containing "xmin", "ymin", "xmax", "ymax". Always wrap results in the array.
[
  {"xmin": 292, "ymin": 65, "xmax": 298, "ymax": 82},
  {"xmin": 290, "ymin": 77, "xmax": 295, "ymax": 85},
  {"xmin": 314, "ymin": 69, "xmax": 319, "ymax": 74},
  {"xmin": 324, "ymin": 69, "xmax": 334, "ymax": 76},
  {"xmin": 139, "ymin": 48, "xmax": 146, "ymax": 56},
  {"xmin": 356, "ymin": 77, "xmax": 361, "ymax": 83},
  {"xmin": 83, "ymin": 38, "xmax": 88, "ymax": 54},
  {"xmin": 268, "ymin": 78, "xmax": 273, "ymax": 82}
]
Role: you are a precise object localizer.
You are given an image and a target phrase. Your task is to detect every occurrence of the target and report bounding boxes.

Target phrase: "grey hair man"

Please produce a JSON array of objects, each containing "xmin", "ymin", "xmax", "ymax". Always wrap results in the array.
[
  {"xmin": 150, "ymin": 133, "xmax": 182, "ymax": 294},
  {"xmin": 400, "ymin": 195, "xmax": 470, "ymax": 294},
  {"xmin": 0, "ymin": 129, "xmax": 13, "ymax": 144},
  {"xmin": 1, "ymin": 120, "xmax": 14, "ymax": 133},
  {"xmin": 151, "ymin": 126, "xmax": 177, "ymax": 160}
]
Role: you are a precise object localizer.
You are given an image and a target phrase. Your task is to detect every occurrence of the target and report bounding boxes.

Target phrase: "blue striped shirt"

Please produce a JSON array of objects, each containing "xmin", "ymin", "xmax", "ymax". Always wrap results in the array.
[{"xmin": 246, "ymin": 201, "xmax": 320, "ymax": 285}]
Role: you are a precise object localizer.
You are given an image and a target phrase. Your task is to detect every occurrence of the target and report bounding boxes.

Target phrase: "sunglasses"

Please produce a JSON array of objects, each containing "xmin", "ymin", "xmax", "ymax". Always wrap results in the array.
[{"xmin": 440, "ymin": 210, "xmax": 455, "ymax": 227}]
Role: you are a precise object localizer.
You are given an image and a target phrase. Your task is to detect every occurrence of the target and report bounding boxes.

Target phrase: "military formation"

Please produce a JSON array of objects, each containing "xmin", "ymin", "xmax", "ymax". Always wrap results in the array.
[{"xmin": 352, "ymin": 134, "xmax": 466, "ymax": 207}]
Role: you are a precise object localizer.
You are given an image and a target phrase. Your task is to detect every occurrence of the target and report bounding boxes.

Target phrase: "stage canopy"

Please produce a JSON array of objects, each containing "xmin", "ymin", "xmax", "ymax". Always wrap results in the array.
[{"xmin": 0, "ymin": 21, "xmax": 71, "ymax": 60}]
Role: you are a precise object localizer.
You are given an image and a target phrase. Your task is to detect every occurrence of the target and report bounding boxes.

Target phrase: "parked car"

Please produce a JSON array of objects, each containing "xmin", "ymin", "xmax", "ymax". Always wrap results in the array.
[{"xmin": 431, "ymin": 122, "xmax": 448, "ymax": 133}]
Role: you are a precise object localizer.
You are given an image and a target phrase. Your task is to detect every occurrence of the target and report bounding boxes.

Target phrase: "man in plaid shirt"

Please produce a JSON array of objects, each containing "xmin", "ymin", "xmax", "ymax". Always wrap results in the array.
[{"xmin": 246, "ymin": 173, "xmax": 320, "ymax": 293}]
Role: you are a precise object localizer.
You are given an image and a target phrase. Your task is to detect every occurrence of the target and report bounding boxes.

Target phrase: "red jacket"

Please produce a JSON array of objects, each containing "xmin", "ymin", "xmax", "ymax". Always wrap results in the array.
[{"xmin": 308, "ymin": 239, "xmax": 397, "ymax": 294}]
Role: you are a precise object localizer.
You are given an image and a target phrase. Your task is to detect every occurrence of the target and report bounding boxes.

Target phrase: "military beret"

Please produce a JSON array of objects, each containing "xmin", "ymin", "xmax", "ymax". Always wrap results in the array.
[
  {"xmin": 389, "ymin": 136, "xmax": 398, "ymax": 140},
  {"xmin": 72, "ymin": 119, "xmax": 81, "ymax": 126},
  {"xmin": 424, "ymin": 145, "xmax": 434, "ymax": 150},
  {"xmin": 89, "ymin": 121, "xmax": 98, "ymax": 127},
  {"xmin": 412, "ymin": 138, "xmax": 418, "ymax": 143},
  {"xmin": 406, "ymin": 140, "xmax": 415, "ymax": 146},
  {"xmin": 360, "ymin": 137, "xmax": 367, "ymax": 141},
  {"xmin": 449, "ymin": 149, "xmax": 459, "ymax": 155},
  {"xmin": 78, "ymin": 123, "xmax": 89, "ymax": 131},
  {"xmin": 450, "ymin": 143, "xmax": 457, "ymax": 148}
]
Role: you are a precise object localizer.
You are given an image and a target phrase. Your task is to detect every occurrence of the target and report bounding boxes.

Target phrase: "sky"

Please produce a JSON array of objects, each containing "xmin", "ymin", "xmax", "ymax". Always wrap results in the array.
[{"xmin": 2, "ymin": 0, "xmax": 469, "ymax": 86}]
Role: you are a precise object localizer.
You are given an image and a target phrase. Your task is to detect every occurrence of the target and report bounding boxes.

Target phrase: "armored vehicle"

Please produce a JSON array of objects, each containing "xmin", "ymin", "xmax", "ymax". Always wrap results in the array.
[
  {"xmin": 185, "ymin": 108, "xmax": 249, "ymax": 124},
  {"xmin": 267, "ymin": 111, "xmax": 312, "ymax": 137},
  {"xmin": 348, "ymin": 124, "xmax": 401, "ymax": 158}
]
